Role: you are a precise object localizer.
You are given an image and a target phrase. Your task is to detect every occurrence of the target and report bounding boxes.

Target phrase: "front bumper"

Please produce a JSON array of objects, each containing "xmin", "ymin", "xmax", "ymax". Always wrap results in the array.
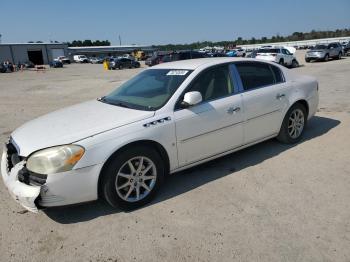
[
  {"xmin": 1, "ymin": 152, "xmax": 40, "ymax": 212},
  {"xmin": 1, "ymin": 146, "xmax": 103, "ymax": 213}
]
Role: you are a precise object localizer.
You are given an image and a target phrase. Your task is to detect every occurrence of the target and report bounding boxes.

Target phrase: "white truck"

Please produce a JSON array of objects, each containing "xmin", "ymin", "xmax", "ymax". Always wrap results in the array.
[{"xmin": 73, "ymin": 55, "xmax": 89, "ymax": 63}]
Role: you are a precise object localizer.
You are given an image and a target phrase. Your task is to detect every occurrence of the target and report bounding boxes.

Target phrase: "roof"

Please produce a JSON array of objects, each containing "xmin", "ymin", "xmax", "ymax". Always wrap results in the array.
[
  {"xmin": 152, "ymin": 57, "xmax": 255, "ymax": 70},
  {"xmin": 0, "ymin": 43, "xmax": 66, "ymax": 46}
]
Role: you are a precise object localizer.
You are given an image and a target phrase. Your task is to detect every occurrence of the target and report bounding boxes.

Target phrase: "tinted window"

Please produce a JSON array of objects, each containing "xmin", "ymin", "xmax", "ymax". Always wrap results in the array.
[
  {"xmin": 236, "ymin": 62, "xmax": 277, "ymax": 90},
  {"xmin": 257, "ymin": 49, "xmax": 280, "ymax": 53},
  {"xmin": 270, "ymin": 65, "xmax": 284, "ymax": 84},
  {"xmin": 315, "ymin": 45, "xmax": 327, "ymax": 49},
  {"xmin": 186, "ymin": 65, "xmax": 233, "ymax": 102}
]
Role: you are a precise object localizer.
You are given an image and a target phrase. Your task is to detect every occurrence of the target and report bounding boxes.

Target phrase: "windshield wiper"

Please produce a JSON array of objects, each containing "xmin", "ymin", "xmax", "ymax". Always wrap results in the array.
[
  {"xmin": 98, "ymin": 97, "xmax": 130, "ymax": 108},
  {"xmin": 113, "ymin": 102, "xmax": 131, "ymax": 108}
]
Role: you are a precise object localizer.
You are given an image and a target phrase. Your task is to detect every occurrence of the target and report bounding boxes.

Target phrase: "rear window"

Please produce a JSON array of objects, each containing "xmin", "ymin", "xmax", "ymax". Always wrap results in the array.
[
  {"xmin": 314, "ymin": 45, "xmax": 327, "ymax": 49},
  {"xmin": 257, "ymin": 49, "xmax": 280, "ymax": 53},
  {"xmin": 236, "ymin": 62, "xmax": 283, "ymax": 90}
]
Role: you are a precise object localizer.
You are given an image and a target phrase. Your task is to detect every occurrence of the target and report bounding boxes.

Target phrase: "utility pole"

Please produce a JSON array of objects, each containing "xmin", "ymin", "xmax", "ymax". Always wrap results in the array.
[
  {"xmin": 119, "ymin": 35, "xmax": 122, "ymax": 46},
  {"xmin": 0, "ymin": 34, "xmax": 2, "ymax": 44}
]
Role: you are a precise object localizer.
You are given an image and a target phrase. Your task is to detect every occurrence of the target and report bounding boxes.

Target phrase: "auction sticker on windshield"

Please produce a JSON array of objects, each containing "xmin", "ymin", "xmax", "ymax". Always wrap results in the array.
[{"xmin": 166, "ymin": 70, "xmax": 189, "ymax": 76}]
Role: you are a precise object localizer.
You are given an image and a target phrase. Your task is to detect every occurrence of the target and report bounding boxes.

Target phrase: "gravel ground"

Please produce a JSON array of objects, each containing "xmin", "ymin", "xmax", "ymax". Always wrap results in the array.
[{"xmin": 0, "ymin": 51, "xmax": 349, "ymax": 262}]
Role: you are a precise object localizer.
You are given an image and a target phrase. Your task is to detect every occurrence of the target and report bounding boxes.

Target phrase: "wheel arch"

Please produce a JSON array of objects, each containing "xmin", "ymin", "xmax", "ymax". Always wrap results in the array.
[
  {"xmin": 97, "ymin": 139, "xmax": 170, "ymax": 198},
  {"xmin": 289, "ymin": 99, "xmax": 309, "ymax": 118}
]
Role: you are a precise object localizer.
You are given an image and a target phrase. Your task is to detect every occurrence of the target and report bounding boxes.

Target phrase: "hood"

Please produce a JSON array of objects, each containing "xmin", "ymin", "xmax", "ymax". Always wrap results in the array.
[{"xmin": 12, "ymin": 100, "xmax": 154, "ymax": 156}]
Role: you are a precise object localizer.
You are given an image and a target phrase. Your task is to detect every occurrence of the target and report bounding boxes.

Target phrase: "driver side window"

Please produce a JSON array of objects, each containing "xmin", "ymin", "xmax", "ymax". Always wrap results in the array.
[{"xmin": 187, "ymin": 65, "xmax": 233, "ymax": 102}]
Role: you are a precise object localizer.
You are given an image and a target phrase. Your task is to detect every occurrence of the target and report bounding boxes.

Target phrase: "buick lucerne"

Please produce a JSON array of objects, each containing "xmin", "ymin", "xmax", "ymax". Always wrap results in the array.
[{"xmin": 1, "ymin": 58, "xmax": 319, "ymax": 212}]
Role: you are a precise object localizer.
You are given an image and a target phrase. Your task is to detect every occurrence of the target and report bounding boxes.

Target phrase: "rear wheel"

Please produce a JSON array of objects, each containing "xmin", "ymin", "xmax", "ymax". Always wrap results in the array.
[
  {"xmin": 101, "ymin": 146, "xmax": 165, "ymax": 210},
  {"xmin": 277, "ymin": 103, "xmax": 307, "ymax": 144},
  {"xmin": 305, "ymin": 58, "xmax": 310, "ymax": 63},
  {"xmin": 292, "ymin": 59, "xmax": 299, "ymax": 68},
  {"xmin": 336, "ymin": 52, "xmax": 342, "ymax": 60},
  {"xmin": 279, "ymin": 59, "xmax": 284, "ymax": 66}
]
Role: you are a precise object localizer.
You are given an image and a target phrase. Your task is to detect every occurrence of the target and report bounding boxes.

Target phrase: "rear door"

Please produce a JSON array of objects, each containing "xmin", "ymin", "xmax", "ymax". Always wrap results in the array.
[{"xmin": 234, "ymin": 62, "xmax": 289, "ymax": 144}]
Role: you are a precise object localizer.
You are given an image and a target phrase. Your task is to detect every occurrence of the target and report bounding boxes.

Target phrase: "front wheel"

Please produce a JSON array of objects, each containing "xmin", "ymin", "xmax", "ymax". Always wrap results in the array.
[
  {"xmin": 101, "ymin": 146, "xmax": 165, "ymax": 210},
  {"xmin": 323, "ymin": 54, "xmax": 329, "ymax": 62},
  {"xmin": 277, "ymin": 103, "xmax": 307, "ymax": 144}
]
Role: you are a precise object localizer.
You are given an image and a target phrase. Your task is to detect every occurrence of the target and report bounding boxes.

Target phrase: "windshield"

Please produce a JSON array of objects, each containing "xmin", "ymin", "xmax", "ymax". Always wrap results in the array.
[
  {"xmin": 101, "ymin": 69, "xmax": 192, "ymax": 111},
  {"xmin": 257, "ymin": 49, "xmax": 280, "ymax": 53},
  {"xmin": 314, "ymin": 45, "xmax": 327, "ymax": 49}
]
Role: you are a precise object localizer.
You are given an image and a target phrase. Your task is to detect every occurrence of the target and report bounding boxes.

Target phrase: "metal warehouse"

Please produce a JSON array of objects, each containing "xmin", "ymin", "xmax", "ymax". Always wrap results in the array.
[
  {"xmin": 67, "ymin": 45, "xmax": 156, "ymax": 58},
  {"xmin": 0, "ymin": 43, "xmax": 68, "ymax": 65}
]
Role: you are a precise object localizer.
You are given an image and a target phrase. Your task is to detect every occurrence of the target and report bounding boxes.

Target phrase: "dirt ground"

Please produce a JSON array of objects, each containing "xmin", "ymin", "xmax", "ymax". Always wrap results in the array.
[{"xmin": 0, "ymin": 51, "xmax": 349, "ymax": 262}]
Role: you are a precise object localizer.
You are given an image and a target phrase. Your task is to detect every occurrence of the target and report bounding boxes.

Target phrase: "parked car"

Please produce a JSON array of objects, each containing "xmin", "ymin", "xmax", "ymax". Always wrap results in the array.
[
  {"xmin": 341, "ymin": 42, "xmax": 350, "ymax": 56},
  {"xmin": 73, "ymin": 55, "xmax": 89, "ymax": 63},
  {"xmin": 145, "ymin": 51, "xmax": 176, "ymax": 67},
  {"xmin": 50, "ymin": 60, "xmax": 63, "ymax": 68},
  {"xmin": 206, "ymin": 52, "xmax": 227, "ymax": 57},
  {"xmin": 2, "ymin": 58, "xmax": 319, "ymax": 212},
  {"xmin": 159, "ymin": 51, "xmax": 206, "ymax": 63},
  {"xmin": 108, "ymin": 57, "xmax": 140, "ymax": 70},
  {"xmin": 90, "ymin": 57, "xmax": 103, "ymax": 64},
  {"xmin": 256, "ymin": 47, "xmax": 299, "ymax": 68},
  {"xmin": 122, "ymin": 54, "xmax": 136, "ymax": 61},
  {"xmin": 245, "ymin": 50, "xmax": 258, "ymax": 58},
  {"xmin": 0, "ymin": 63, "xmax": 6, "ymax": 73},
  {"xmin": 228, "ymin": 48, "xmax": 246, "ymax": 57},
  {"xmin": 56, "ymin": 56, "xmax": 71, "ymax": 64},
  {"xmin": 305, "ymin": 43, "xmax": 343, "ymax": 62}
]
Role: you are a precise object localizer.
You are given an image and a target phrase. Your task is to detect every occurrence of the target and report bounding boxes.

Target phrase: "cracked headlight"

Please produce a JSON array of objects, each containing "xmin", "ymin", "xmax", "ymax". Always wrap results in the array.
[{"xmin": 26, "ymin": 145, "xmax": 85, "ymax": 175}]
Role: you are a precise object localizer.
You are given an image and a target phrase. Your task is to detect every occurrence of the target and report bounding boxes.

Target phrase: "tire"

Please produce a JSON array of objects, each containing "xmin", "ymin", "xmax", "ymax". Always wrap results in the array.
[
  {"xmin": 305, "ymin": 58, "xmax": 310, "ymax": 63},
  {"xmin": 277, "ymin": 103, "xmax": 307, "ymax": 144},
  {"xmin": 336, "ymin": 52, "xmax": 342, "ymax": 60},
  {"xmin": 101, "ymin": 146, "xmax": 165, "ymax": 210},
  {"xmin": 323, "ymin": 54, "xmax": 329, "ymax": 62},
  {"xmin": 279, "ymin": 59, "xmax": 284, "ymax": 66},
  {"xmin": 292, "ymin": 60, "xmax": 299, "ymax": 68}
]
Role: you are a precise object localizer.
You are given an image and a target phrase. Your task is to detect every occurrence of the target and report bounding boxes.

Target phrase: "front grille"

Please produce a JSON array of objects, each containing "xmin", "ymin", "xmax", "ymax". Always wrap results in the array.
[{"xmin": 5, "ymin": 140, "xmax": 22, "ymax": 172}]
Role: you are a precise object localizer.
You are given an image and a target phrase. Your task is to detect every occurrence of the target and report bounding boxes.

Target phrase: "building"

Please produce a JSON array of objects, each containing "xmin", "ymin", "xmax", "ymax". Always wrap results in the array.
[
  {"xmin": 0, "ymin": 43, "xmax": 68, "ymax": 65},
  {"xmin": 67, "ymin": 45, "xmax": 156, "ymax": 58}
]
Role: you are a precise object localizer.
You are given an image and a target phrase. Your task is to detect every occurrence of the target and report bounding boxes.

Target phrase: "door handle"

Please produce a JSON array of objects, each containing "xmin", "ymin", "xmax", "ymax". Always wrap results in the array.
[
  {"xmin": 276, "ymin": 93, "xmax": 285, "ymax": 99},
  {"xmin": 227, "ymin": 106, "xmax": 241, "ymax": 114}
]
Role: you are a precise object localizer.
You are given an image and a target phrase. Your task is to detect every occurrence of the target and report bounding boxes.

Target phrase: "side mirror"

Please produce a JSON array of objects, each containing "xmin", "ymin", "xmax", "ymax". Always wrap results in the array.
[{"xmin": 181, "ymin": 91, "xmax": 202, "ymax": 108}]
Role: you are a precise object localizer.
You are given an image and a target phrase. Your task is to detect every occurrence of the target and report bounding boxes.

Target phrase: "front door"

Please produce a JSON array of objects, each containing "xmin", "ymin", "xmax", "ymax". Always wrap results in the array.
[{"xmin": 174, "ymin": 64, "xmax": 244, "ymax": 166}]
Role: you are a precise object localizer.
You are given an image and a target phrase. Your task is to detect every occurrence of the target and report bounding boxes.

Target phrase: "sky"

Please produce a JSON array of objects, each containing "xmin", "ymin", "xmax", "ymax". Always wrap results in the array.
[{"xmin": 1, "ymin": 0, "xmax": 349, "ymax": 45}]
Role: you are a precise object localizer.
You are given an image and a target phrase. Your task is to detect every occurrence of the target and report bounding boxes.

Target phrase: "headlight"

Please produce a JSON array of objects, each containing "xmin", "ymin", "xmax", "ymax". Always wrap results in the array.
[{"xmin": 26, "ymin": 145, "xmax": 85, "ymax": 175}]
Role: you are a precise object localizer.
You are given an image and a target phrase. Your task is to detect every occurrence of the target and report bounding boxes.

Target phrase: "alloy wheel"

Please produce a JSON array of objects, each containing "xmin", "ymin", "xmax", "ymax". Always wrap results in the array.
[
  {"xmin": 115, "ymin": 156, "xmax": 157, "ymax": 202},
  {"xmin": 288, "ymin": 109, "xmax": 305, "ymax": 139}
]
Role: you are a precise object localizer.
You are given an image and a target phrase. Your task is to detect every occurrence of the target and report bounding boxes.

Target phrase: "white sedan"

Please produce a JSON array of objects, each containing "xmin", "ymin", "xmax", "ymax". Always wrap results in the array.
[{"xmin": 1, "ymin": 58, "xmax": 319, "ymax": 212}]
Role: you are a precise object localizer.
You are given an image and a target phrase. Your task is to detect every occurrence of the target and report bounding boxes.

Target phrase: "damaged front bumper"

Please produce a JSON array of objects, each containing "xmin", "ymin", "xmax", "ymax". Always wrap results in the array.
[
  {"xmin": 1, "ymin": 151, "xmax": 41, "ymax": 212},
  {"xmin": 1, "ymin": 141, "xmax": 104, "ymax": 213}
]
